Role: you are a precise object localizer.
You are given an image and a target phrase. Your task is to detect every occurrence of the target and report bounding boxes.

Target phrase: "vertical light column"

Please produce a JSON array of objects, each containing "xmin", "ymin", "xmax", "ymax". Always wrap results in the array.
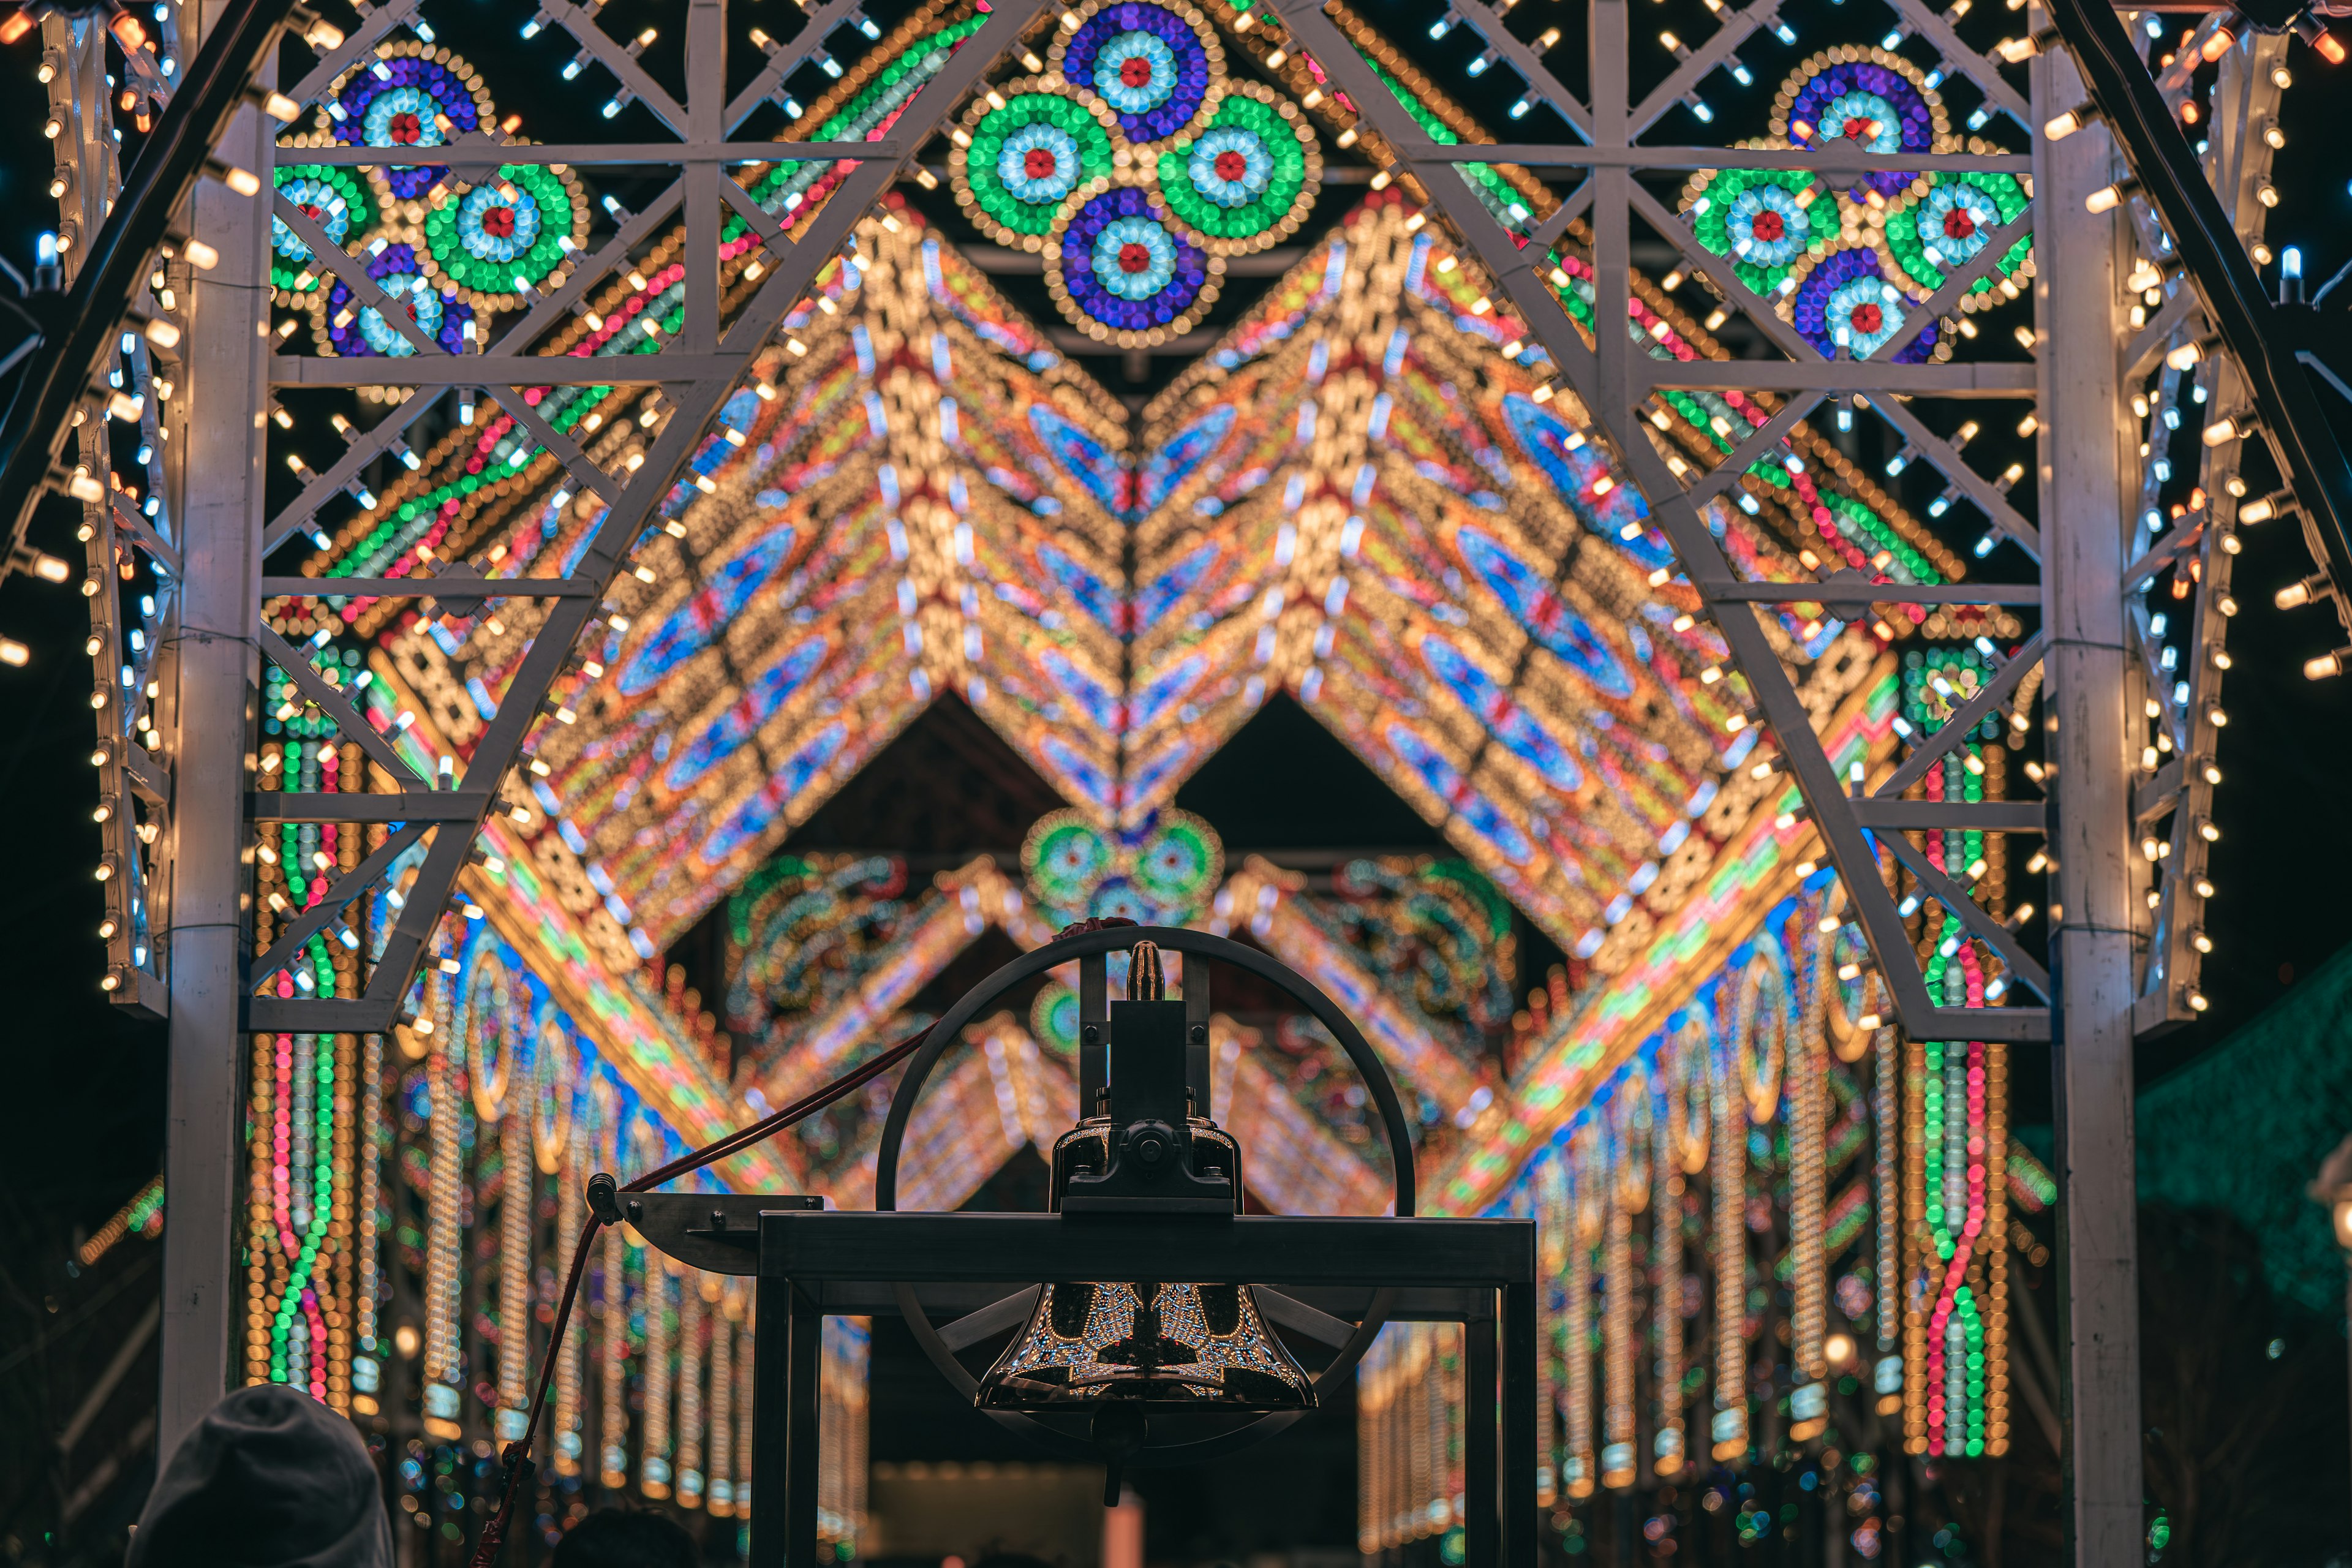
[
  {"xmin": 1873, "ymin": 1022, "xmax": 1902, "ymax": 1414},
  {"xmin": 421, "ymin": 962, "xmax": 464, "ymax": 1439},
  {"xmin": 1358, "ymin": 1335, "xmax": 1381, "ymax": 1553},
  {"xmin": 707, "ymin": 1285, "xmax": 736, "ymax": 1516},
  {"xmin": 643, "ymin": 1255, "xmax": 674, "ymax": 1498},
  {"xmin": 1599, "ymin": 1202, "xmax": 1634, "ymax": 1488},
  {"xmin": 1708, "ymin": 1031, "xmax": 1747, "ymax": 1463},
  {"xmin": 1651, "ymin": 1065, "xmax": 1687, "ymax": 1480},
  {"xmin": 353, "ymin": 1030, "xmax": 385, "ymax": 1415},
  {"xmin": 328, "ymin": 1030, "xmax": 357, "ymax": 1410},
  {"xmin": 1534, "ymin": 1157, "xmax": 1567, "ymax": 1501},
  {"xmin": 734, "ymin": 1308, "xmax": 755, "ymax": 1528},
  {"xmin": 158, "ymin": 4, "xmax": 271, "ymax": 1454},
  {"xmin": 1561, "ymin": 1145, "xmax": 1596, "ymax": 1496},
  {"xmin": 1789, "ymin": 942, "xmax": 1828, "ymax": 1409},
  {"xmin": 496, "ymin": 1107, "xmax": 532, "ymax": 1440},
  {"xmin": 552, "ymin": 1116, "xmax": 587, "ymax": 1472},
  {"xmin": 2033, "ymin": 39, "xmax": 2144, "ymax": 1567},
  {"xmin": 678, "ymin": 1272, "xmax": 707, "ymax": 1509},
  {"xmin": 600, "ymin": 1222, "xmax": 629, "ymax": 1488}
]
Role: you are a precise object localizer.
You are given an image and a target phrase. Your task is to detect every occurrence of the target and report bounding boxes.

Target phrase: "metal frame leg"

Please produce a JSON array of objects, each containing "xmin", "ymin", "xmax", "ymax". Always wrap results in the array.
[
  {"xmin": 1466, "ymin": 1301, "xmax": 1498, "ymax": 1567},
  {"xmin": 788, "ymin": 1284, "xmax": 822, "ymax": 1564},
  {"xmin": 2033, "ymin": 44, "xmax": 2146, "ymax": 1568},
  {"xmin": 1502, "ymin": 1281, "xmax": 1539, "ymax": 1567},
  {"xmin": 750, "ymin": 1278, "xmax": 790, "ymax": 1568}
]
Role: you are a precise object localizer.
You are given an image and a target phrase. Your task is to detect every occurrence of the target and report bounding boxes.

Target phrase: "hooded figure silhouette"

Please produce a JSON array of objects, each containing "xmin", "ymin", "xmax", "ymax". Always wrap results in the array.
[{"xmin": 128, "ymin": 1385, "xmax": 392, "ymax": 1568}]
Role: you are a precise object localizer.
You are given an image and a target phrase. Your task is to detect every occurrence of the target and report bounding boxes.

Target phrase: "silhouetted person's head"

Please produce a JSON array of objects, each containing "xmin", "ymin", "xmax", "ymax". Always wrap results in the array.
[
  {"xmin": 552, "ymin": 1507, "xmax": 699, "ymax": 1568},
  {"xmin": 129, "ymin": 1385, "xmax": 391, "ymax": 1568}
]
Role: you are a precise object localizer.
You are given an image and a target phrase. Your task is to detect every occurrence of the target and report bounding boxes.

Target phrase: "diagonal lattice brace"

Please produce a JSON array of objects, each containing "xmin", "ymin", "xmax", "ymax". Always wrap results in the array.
[
  {"xmin": 247, "ymin": 821, "xmax": 429, "ymax": 987},
  {"xmin": 725, "ymin": 0, "xmax": 886, "ymax": 132},
  {"xmin": 1278, "ymin": 0, "xmax": 2053, "ymax": 1041},
  {"xmin": 1868, "ymin": 209, "xmax": 2038, "ymax": 363},
  {"xmin": 262, "ymin": 387, "xmax": 444, "ymax": 556},
  {"xmin": 482, "ymin": 384, "xmax": 625, "ymax": 504},
  {"xmin": 246, "ymin": 0, "xmax": 1058, "ymax": 1034},
  {"xmin": 1874, "ymin": 631, "xmax": 2049, "ymax": 797},
  {"xmin": 1628, "ymin": 0, "xmax": 1788, "ymax": 136},
  {"xmin": 257, "ymin": 624, "xmax": 430, "ymax": 788},
  {"xmin": 486, "ymin": 180, "xmax": 686, "ymax": 356}
]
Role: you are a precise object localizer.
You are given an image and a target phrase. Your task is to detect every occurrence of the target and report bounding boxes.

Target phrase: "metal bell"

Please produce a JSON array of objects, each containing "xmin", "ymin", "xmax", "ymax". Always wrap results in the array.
[
  {"xmin": 975, "ymin": 1279, "xmax": 1316, "ymax": 1410},
  {"xmin": 973, "ymin": 940, "xmax": 1317, "ymax": 1414}
]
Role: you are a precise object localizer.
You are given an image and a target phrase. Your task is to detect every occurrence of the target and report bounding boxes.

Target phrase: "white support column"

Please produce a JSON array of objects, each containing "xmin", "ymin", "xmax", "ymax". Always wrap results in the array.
[
  {"xmin": 2032, "ymin": 43, "xmax": 2144, "ymax": 1568},
  {"xmin": 157, "ymin": 59, "xmax": 272, "ymax": 1450}
]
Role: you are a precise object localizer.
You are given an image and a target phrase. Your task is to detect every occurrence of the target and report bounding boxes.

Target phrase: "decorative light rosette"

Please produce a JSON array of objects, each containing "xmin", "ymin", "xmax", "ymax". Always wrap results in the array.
[
  {"xmin": 1049, "ymin": 0, "xmax": 1224, "ymax": 150},
  {"xmin": 317, "ymin": 241, "xmax": 475, "ymax": 358},
  {"xmin": 270, "ymin": 164, "xmax": 383, "ymax": 301},
  {"xmin": 1025, "ymin": 812, "xmax": 1112, "ymax": 908},
  {"xmin": 1879, "ymin": 171, "xmax": 2034, "ymax": 311},
  {"xmin": 1151, "ymin": 81, "xmax": 1319, "ymax": 254},
  {"xmin": 1047, "ymin": 180, "xmax": 1223, "ymax": 345},
  {"xmin": 1131, "ymin": 811, "xmax": 1223, "ymax": 908},
  {"xmin": 950, "ymin": 81, "xmax": 1120, "ymax": 248},
  {"xmin": 421, "ymin": 162, "xmax": 588, "ymax": 310},
  {"xmin": 1789, "ymin": 247, "xmax": 1944, "ymax": 364},
  {"xmin": 1770, "ymin": 49, "xmax": 1951, "ymax": 203},
  {"xmin": 1019, "ymin": 806, "xmax": 1224, "ymax": 927},
  {"xmin": 330, "ymin": 41, "xmax": 494, "ymax": 200},
  {"xmin": 1679, "ymin": 164, "xmax": 1830, "ymax": 297}
]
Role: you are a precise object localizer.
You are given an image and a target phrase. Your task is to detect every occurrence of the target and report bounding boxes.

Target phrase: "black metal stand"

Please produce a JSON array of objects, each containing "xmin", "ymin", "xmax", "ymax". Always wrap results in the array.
[{"xmin": 627, "ymin": 1197, "xmax": 1538, "ymax": 1567}]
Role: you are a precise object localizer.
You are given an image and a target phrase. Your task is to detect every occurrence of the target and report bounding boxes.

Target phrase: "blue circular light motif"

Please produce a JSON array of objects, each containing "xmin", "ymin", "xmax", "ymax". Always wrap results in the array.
[
  {"xmin": 1092, "ymin": 29, "xmax": 1178, "ymax": 115},
  {"xmin": 1914, "ymin": 183, "xmax": 1999, "ymax": 268},
  {"xmin": 1824, "ymin": 276, "xmax": 1905, "ymax": 358},
  {"xmin": 272, "ymin": 176, "xmax": 352, "ymax": 264},
  {"xmin": 1817, "ymin": 90, "xmax": 1902, "ymax": 154},
  {"xmin": 1091, "ymin": 216, "xmax": 1177, "ymax": 301},
  {"xmin": 358, "ymin": 273, "xmax": 447, "ymax": 357},
  {"xmin": 1725, "ymin": 183, "xmax": 1809, "ymax": 268},
  {"xmin": 997, "ymin": 123, "xmax": 1083, "ymax": 205},
  {"xmin": 361, "ymin": 85, "xmax": 448, "ymax": 151},
  {"xmin": 1186, "ymin": 126, "xmax": 1272, "ymax": 208},
  {"xmin": 1059, "ymin": 2, "xmax": 1215, "ymax": 144},
  {"xmin": 455, "ymin": 182, "xmax": 543, "ymax": 266}
]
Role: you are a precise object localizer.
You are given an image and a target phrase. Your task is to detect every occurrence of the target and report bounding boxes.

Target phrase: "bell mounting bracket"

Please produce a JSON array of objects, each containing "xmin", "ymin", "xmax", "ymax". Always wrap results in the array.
[{"xmin": 875, "ymin": 925, "xmax": 1422, "ymax": 1464}]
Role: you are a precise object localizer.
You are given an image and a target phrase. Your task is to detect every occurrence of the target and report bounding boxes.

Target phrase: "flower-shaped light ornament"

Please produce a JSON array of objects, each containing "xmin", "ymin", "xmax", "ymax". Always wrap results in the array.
[{"xmin": 1681, "ymin": 164, "xmax": 1826, "ymax": 297}]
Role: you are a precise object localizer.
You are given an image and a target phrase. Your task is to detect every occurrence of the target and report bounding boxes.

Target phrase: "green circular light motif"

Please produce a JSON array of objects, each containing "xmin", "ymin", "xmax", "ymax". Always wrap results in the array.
[
  {"xmin": 1023, "ymin": 816, "xmax": 1110, "ymax": 905},
  {"xmin": 963, "ymin": 93, "xmax": 1116, "ymax": 239},
  {"xmin": 422, "ymin": 163, "xmax": 579, "ymax": 300},
  {"xmin": 1882, "ymin": 172, "xmax": 2030, "ymax": 298},
  {"xmin": 1154, "ymin": 92, "xmax": 1310, "ymax": 246},
  {"xmin": 271, "ymin": 165, "xmax": 377, "ymax": 293},
  {"xmin": 1133, "ymin": 814, "xmax": 1221, "ymax": 905},
  {"xmin": 1030, "ymin": 982, "xmax": 1080, "ymax": 1058},
  {"xmin": 1687, "ymin": 167, "xmax": 1827, "ymax": 297}
]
